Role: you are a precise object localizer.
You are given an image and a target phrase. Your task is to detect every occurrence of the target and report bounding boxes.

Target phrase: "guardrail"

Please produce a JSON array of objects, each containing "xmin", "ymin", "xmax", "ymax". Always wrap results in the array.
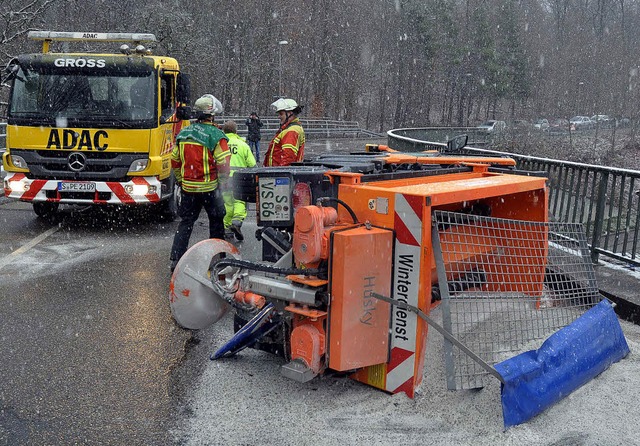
[
  {"xmin": 217, "ymin": 116, "xmax": 383, "ymax": 138},
  {"xmin": 387, "ymin": 127, "xmax": 491, "ymax": 149},
  {"xmin": 388, "ymin": 127, "xmax": 640, "ymax": 266}
]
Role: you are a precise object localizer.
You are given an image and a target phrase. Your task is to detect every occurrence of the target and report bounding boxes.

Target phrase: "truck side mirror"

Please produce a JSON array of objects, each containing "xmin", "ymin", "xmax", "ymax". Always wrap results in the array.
[
  {"xmin": 4, "ymin": 60, "xmax": 22, "ymax": 83},
  {"xmin": 177, "ymin": 73, "xmax": 191, "ymax": 104},
  {"xmin": 176, "ymin": 105, "xmax": 192, "ymax": 121}
]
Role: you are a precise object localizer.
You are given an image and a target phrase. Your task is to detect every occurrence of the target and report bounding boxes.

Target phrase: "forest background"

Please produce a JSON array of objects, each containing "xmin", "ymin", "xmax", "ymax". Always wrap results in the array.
[{"xmin": 1, "ymin": 0, "xmax": 639, "ymax": 132}]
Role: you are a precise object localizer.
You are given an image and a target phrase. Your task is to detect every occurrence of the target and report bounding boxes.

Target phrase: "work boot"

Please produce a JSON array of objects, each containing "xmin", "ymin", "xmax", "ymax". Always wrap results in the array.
[
  {"xmin": 224, "ymin": 229, "xmax": 234, "ymax": 240},
  {"xmin": 230, "ymin": 220, "xmax": 244, "ymax": 241}
]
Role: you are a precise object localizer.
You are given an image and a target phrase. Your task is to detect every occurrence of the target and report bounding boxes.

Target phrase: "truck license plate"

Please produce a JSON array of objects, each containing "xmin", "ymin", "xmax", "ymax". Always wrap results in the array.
[
  {"xmin": 58, "ymin": 181, "xmax": 96, "ymax": 192},
  {"xmin": 258, "ymin": 177, "xmax": 291, "ymax": 222}
]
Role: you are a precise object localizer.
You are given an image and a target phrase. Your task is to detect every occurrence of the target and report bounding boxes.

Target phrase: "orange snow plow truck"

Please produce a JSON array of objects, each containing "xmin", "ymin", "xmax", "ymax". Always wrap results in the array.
[
  {"xmin": 2, "ymin": 31, "xmax": 191, "ymax": 219},
  {"xmin": 171, "ymin": 140, "xmax": 551, "ymax": 397},
  {"xmin": 169, "ymin": 140, "xmax": 629, "ymax": 427}
]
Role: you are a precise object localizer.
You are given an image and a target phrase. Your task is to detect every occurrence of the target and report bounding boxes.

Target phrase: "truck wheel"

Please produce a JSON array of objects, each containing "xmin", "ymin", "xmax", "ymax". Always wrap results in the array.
[
  {"xmin": 157, "ymin": 175, "xmax": 180, "ymax": 221},
  {"xmin": 159, "ymin": 184, "xmax": 179, "ymax": 222},
  {"xmin": 33, "ymin": 202, "xmax": 59, "ymax": 219}
]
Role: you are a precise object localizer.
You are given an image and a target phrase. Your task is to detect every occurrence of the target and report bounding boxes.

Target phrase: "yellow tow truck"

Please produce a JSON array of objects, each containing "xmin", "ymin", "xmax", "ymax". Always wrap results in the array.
[{"xmin": 2, "ymin": 31, "xmax": 192, "ymax": 219}]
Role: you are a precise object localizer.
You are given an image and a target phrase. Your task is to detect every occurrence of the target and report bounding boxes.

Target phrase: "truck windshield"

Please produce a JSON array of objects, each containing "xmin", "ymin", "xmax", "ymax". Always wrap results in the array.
[{"xmin": 8, "ymin": 66, "xmax": 157, "ymax": 128}]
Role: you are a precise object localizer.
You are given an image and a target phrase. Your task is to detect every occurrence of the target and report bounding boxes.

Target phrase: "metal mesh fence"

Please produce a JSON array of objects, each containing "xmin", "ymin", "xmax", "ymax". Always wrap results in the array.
[{"xmin": 431, "ymin": 211, "xmax": 602, "ymax": 390}]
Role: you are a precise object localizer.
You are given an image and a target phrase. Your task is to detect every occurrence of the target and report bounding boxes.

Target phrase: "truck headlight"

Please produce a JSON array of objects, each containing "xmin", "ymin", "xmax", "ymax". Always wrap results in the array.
[
  {"xmin": 10, "ymin": 155, "xmax": 28, "ymax": 169},
  {"xmin": 128, "ymin": 159, "xmax": 149, "ymax": 172},
  {"xmin": 124, "ymin": 183, "xmax": 157, "ymax": 196},
  {"xmin": 125, "ymin": 183, "xmax": 152, "ymax": 196},
  {"xmin": 8, "ymin": 178, "xmax": 29, "ymax": 192}
]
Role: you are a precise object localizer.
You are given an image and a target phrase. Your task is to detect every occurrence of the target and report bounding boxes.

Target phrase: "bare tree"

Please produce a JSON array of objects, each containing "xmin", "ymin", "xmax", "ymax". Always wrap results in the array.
[{"xmin": 3, "ymin": 0, "xmax": 640, "ymax": 130}]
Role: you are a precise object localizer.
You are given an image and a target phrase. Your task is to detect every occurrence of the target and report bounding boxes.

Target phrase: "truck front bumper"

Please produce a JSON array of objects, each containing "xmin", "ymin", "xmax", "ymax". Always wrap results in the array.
[{"xmin": 3, "ymin": 173, "xmax": 162, "ymax": 204}]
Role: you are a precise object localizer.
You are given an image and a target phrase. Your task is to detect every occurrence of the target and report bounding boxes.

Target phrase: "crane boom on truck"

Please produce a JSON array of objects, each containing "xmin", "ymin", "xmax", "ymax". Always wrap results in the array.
[{"xmin": 2, "ymin": 31, "xmax": 192, "ymax": 219}]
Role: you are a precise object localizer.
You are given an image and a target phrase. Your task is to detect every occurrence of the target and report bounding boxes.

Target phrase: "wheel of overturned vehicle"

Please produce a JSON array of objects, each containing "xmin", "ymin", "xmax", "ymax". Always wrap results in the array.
[
  {"xmin": 32, "ymin": 202, "xmax": 59, "ymax": 220},
  {"xmin": 232, "ymin": 170, "xmax": 258, "ymax": 203}
]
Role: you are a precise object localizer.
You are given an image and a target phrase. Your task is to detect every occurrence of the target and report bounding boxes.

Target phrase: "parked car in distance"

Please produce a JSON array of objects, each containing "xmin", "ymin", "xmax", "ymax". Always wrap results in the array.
[
  {"xmin": 533, "ymin": 119, "xmax": 550, "ymax": 131},
  {"xmin": 548, "ymin": 118, "xmax": 570, "ymax": 133},
  {"xmin": 616, "ymin": 117, "xmax": 631, "ymax": 128},
  {"xmin": 511, "ymin": 119, "xmax": 531, "ymax": 130},
  {"xmin": 590, "ymin": 114, "xmax": 614, "ymax": 128},
  {"xmin": 477, "ymin": 120, "xmax": 506, "ymax": 134},
  {"xmin": 569, "ymin": 116, "xmax": 593, "ymax": 130}
]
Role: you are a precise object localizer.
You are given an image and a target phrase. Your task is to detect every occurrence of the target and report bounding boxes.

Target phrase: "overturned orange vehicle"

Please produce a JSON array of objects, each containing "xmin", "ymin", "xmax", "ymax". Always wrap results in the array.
[{"xmin": 169, "ymin": 139, "xmax": 548, "ymax": 398}]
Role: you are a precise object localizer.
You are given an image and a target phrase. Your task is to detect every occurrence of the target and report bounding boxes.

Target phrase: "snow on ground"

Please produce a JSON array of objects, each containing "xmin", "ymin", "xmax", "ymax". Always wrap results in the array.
[{"xmin": 177, "ymin": 306, "xmax": 640, "ymax": 446}]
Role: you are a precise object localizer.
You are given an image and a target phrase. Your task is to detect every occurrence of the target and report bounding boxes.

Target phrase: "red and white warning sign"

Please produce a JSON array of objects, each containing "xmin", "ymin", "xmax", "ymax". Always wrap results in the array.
[{"xmin": 385, "ymin": 192, "xmax": 424, "ymax": 397}]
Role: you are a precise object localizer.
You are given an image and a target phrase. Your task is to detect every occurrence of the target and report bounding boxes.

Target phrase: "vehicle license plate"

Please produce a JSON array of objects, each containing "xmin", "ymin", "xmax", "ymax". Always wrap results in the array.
[
  {"xmin": 258, "ymin": 177, "xmax": 291, "ymax": 222},
  {"xmin": 58, "ymin": 181, "xmax": 96, "ymax": 192}
]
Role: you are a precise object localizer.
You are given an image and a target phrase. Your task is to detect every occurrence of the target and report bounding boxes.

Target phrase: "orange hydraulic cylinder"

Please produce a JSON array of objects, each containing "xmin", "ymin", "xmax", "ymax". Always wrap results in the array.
[{"xmin": 233, "ymin": 290, "xmax": 266, "ymax": 309}]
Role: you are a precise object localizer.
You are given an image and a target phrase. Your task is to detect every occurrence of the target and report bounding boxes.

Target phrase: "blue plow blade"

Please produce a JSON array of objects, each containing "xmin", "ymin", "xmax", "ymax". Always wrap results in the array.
[
  {"xmin": 211, "ymin": 302, "xmax": 282, "ymax": 360},
  {"xmin": 494, "ymin": 299, "xmax": 630, "ymax": 429}
]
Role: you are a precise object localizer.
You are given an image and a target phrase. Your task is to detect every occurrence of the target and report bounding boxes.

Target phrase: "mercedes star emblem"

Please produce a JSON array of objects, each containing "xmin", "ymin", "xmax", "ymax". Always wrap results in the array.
[{"xmin": 68, "ymin": 152, "xmax": 87, "ymax": 172}]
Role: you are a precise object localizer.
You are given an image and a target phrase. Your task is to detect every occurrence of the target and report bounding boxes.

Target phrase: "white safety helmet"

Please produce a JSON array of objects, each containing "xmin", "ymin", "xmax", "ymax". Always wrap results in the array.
[
  {"xmin": 194, "ymin": 94, "xmax": 223, "ymax": 115},
  {"xmin": 271, "ymin": 98, "xmax": 300, "ymax": 113}
]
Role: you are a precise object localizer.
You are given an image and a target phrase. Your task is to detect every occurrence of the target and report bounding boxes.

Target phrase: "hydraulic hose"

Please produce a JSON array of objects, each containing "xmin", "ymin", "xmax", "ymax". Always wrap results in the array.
[
  {"xmin": 211, "ymin": 258, "xmax": 326, "ymax": 277},
  {"xmin": 316, "ymin": 196, "xmax": 359, "ymax": 224}
]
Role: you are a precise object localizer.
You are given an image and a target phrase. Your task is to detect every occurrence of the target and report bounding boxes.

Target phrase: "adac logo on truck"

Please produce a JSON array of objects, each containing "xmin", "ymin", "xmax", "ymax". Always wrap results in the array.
[
  {"xmin": 46, "ymin": 129, "xmax": 109, "ymax": 151},
  {"xmin": 53, "ymin": 58, "xmax": 106, "ymax": 68}
]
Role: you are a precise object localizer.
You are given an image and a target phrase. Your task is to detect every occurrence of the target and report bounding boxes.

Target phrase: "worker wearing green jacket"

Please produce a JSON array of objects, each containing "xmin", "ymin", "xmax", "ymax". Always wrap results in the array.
[{"xmin": 222, "ymin": 120, "xmax": 257, "ymax": 241}]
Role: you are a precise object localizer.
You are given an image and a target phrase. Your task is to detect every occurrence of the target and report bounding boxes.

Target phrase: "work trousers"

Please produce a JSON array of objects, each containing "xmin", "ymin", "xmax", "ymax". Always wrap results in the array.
[
  {"xmin": 223, "ymin": 191, "xmax": 248, "ymax": 228},
  {"xmin": 170, "ymin": 189, "xmax": 225, "ymax": 262}
]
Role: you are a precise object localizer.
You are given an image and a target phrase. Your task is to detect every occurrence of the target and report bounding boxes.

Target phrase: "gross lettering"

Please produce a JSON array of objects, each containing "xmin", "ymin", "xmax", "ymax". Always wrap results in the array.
[{"xmin": 53, "ymin": 58, "xmax": 106, "ymax": 68}]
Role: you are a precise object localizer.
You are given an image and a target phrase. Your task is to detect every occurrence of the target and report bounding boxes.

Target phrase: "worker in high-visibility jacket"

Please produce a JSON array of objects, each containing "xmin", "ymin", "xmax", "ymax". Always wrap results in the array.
[
  {"xmin": 169, "ymin": 94, "xmax": 231, "ymax": 271},
  {"xmin": 221, "ymin": 120, "xmax": 256, "ymax": 241},
  {"xmin": 263, "ymin": 98, "xmax": 305, "ymax": 167}
]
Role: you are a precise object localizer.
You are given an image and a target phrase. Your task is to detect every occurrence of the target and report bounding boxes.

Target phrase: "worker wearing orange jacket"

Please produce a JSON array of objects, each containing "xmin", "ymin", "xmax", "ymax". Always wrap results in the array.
[
  {"xmin": 263, "ymin": 98, "xmax": 305, "ymax": 167},
  {"xmin": 169, "ymin": 94, "xmax": 231, "ymax": 271}
]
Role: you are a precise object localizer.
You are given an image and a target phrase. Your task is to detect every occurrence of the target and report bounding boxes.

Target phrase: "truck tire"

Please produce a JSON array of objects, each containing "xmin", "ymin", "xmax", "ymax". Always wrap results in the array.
[
  {"xmin": 158, "ymin": 175, "xmax": 180, "ymax": 221},
  {"xmin": 232, "ymin": 171, "xmax": 258, "ymax": 203},
  {"xmin": 33, "ymin": 202, "xmax": 59, "ymax": 219}
]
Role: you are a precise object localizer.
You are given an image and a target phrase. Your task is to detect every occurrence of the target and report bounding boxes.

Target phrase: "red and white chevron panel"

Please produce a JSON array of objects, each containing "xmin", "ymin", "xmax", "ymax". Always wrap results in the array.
[
  {"xmin": 385, "ymin": 192, "xmax": 424, "ymax": 397},
  {"xmin": 3, "ymin": 173, "xmax": 161, "ymax": 204}
]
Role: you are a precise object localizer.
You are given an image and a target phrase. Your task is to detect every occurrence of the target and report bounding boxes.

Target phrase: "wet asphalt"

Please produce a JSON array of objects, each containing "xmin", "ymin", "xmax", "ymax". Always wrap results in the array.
[
  {"xmin": 0, "ymin": 137, "xmax": 380, "ymax": 445},
  {"xmin": 0, "ymin": 201, "xmax": 194, "ymax": 445}
]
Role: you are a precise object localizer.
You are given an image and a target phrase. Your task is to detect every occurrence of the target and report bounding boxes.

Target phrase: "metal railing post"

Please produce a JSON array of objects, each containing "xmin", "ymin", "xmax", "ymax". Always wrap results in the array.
[{"xmin": 590, "ymin": 172, "xmax": 609, "ymax": 264}]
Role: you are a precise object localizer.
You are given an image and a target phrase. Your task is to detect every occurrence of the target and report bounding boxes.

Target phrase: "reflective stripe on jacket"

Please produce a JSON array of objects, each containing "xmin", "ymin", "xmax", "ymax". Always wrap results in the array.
[
  {"xmin": 171, "ymin": 122, "xmax": 231, "ymax": 193},
  {"xmin": 263, "ymin": 117, "xmax": 305, "ymax": 167}
]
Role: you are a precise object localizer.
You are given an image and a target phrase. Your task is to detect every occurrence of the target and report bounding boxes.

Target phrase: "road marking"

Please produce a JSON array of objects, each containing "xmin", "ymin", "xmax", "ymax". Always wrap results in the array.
[{"xmin": 0, "ymin": 226, "xmax": 60, "ymax": 271}]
